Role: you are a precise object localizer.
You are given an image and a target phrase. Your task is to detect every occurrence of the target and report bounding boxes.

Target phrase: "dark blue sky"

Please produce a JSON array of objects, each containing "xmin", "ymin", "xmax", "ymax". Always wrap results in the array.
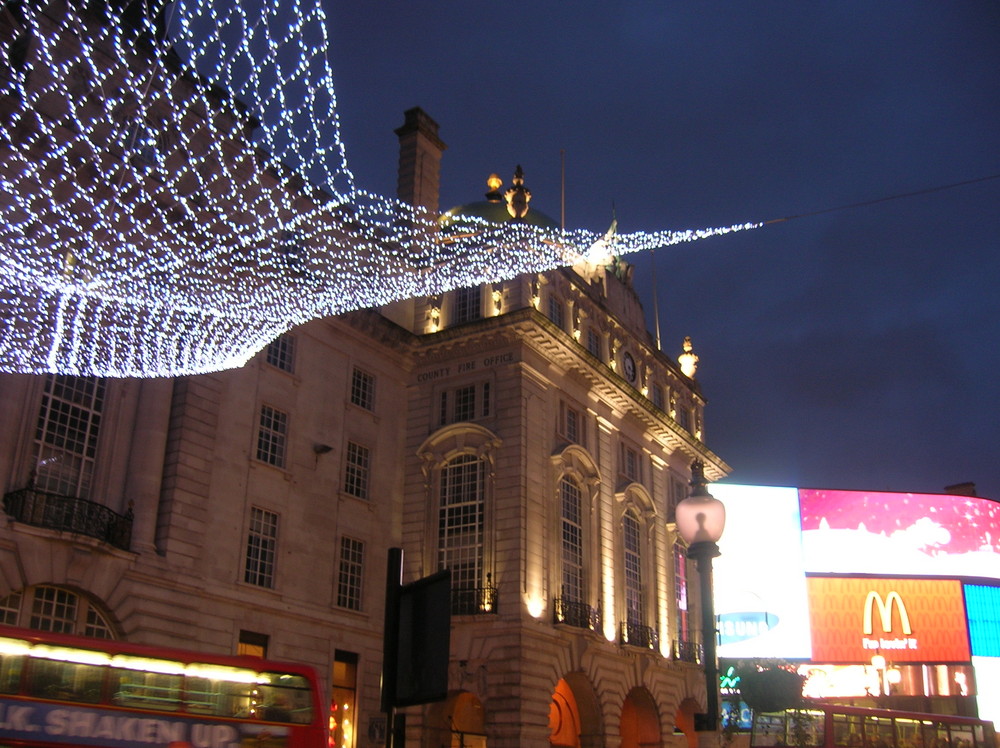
[{"xmin": 324, "ymin": 2, "xmax": 1000, "ymax": 499}]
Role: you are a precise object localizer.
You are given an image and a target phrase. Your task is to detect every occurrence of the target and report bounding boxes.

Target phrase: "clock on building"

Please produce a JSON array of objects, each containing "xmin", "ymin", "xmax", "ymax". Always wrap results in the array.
[{"xmin": 623, "ymin": 352, "xmax": 637, "ymax": 384}]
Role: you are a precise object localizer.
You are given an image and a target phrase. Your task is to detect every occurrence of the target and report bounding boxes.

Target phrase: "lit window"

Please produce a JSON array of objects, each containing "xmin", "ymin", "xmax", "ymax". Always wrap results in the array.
[
  {"xmin": 256, "ymin": 405, "xmax": 288, "ymax": 468},
  {"xmin": 266, "ymin": 334, "xmax": 296, "ymax": 373},
  {"xmin": 238, "ymin": 630, "xmax": 269, "ymax": 658},
  {"xmin": 350, "ymin": 367, "xmax": 375, "ymax": 411},
  {"xmin": 623, "ymin": 509, "xmax": 644, "ymax": 626},
  {"xmin": 673, "ymin": 544, "xmax": 689, "ymax": 642},
  {"xmin": 438, "ymin": 455, "xmax": 485, "ymax": 594},
  {"xmin": 560, "ymin": 478, "xmax": 584, "ymax": 602},
  {"xmin": 343, "ymin": 442, "xmax": 370, "ymax": 500},
  {"xmin": 331, "ymin": 651, "xmax": 358, "ymax": 748},
  {"xmin": 337, "ymin": 536, "xmax": 365, "ymax": 611},
  {"xmin": 245, "ymin": 507, "xmax": 278, "ymax": 588},
  {"xmin": 33, "ymin": 375, "xmax": 106, "ymax": 498}
]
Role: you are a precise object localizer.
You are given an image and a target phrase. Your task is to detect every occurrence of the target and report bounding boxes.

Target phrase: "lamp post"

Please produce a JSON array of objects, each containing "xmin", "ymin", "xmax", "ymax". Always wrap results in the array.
[{"xmin": 675, "ymin": 459, "xmax": 726, "ymax": 733}]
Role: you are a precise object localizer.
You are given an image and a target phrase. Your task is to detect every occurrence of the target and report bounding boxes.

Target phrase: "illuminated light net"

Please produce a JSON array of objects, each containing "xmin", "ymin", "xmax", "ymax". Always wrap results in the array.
[{"xmin": 0, "ymin": 0, "xmax": 760, "ymax": 377}]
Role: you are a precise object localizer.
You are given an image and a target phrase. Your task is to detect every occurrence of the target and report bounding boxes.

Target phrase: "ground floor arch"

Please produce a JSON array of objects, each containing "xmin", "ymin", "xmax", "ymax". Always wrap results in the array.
[
  {"xmin": 621, "ymin": 686, "xmax": 661, "ymax": 748},
  {"xmin": 549, "ymin": 672, "xmax": 603, "ymax": 748}
]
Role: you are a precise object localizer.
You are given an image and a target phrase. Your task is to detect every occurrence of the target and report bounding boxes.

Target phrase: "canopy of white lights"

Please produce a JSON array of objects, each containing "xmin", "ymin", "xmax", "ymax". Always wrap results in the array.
[{"xmin": 0, "ymin": 0, "xmax": 759, "ymax": 377}]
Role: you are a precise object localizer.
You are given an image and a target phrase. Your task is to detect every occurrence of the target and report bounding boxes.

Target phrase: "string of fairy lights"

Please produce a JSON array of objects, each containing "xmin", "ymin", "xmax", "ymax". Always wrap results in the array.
[{"xmin": 0, "ymin": 0, "xmax": 760, "ymax": 377}]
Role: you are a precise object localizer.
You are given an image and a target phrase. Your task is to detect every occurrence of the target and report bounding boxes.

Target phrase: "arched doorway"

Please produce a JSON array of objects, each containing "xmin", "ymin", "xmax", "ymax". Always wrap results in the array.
[
  {"xmin": 675, "ymin": 698, "xmax": 700, "ymax": 748},
  {"xmin": 620, "ymin": 687, "xmax": 661, "ymax": 748},
  {"xmin": 426, "ymin": 691, "xmax": 487, "ymax": 748},
  {"xmin": 549, "ymin": 674, "xmax": 602, "ymax": 748}
]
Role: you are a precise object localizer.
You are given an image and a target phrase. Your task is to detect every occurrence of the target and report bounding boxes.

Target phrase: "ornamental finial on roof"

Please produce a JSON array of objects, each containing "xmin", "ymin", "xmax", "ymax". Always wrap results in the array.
[{"xmin": 504, "ymin": 165, "xmax": 531, "ymax": 218}]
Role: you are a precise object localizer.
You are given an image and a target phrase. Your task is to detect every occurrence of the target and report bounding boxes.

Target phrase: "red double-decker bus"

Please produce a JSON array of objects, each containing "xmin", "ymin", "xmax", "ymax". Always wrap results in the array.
[
  {"xmin": 0, "ymin": 625, "xmax": 326, "ymax": 748},
  {"xmin": 751, "ymin": 704, "xmax": 996, "ymax": 748}
]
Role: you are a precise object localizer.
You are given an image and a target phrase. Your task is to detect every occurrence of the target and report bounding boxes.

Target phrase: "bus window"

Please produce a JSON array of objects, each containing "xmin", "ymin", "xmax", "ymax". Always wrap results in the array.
[
  {"xmin": 111, "ymin": 668, "xmax": 182, "ymax": 711},
  {"xmin": 790, "ymin": 710, "xmax": 824, "ymax": 747},
  {"xmin": 895, "ymin": 718, "xmax": 923, "ymax": 748},
  {"xmin": 950, "ymin": 726, "xmax": 974, "ymax": 748},
  {"xmin": 0, "ymin": 652, "xmax": 24, "ymax": 694},
  {"xmin": 26, "ymin": 658, "xmax": 104, "ymax": 703},
  {"xmin": 923, "ymin": 723, "xmax": 951, "ymax": 748},
  {"xmin": 186, "ymin": 675, "xmax": 254, "ymax": 717},
  {"xmin": 863, "ymin": 715, "xmax": 895, "ymax": 748},
  {"xmin": 259, "ymin": 672, "xmax": 315, "ymax": 724},
  {"xmin": 752, "ymin": 713, "xmax": 789, "ymax": 747},
  {"xmin": 834, "ymin": 713, "xmax": 864, "ymax": 747}
]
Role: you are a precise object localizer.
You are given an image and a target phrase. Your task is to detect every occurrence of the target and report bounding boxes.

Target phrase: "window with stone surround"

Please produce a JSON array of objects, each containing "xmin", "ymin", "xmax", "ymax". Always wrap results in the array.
[
  {"xmin": 33, "ymin": 374, "xmax": 106, "ymax": 499},
  {"xmin": 265, "ymin": 334, "xmax": 296, "ymax": 373},
  {"xmin": 244, "ymin": 507, "xmax": 278, "ymax": 588},
  {"xmin": 336, "ymin": 536, "xmax": 365, "ymax": 611},
  {"xmin": 256, "ymin": 405, "xmax": 288, "ymax": 468}
]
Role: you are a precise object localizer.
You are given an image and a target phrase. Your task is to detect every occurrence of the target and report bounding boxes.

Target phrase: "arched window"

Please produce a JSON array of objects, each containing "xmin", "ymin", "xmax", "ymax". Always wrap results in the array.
[
  {"xmin": 560, "ymin": 477, "xmax": 584, "ymax": 602},
  {"xmin": 0, "ymin": 585, "xmax": 116, "ymax": 638},
  {"xmin": 438, "ymin": 454, "xmax": 486, "ymax": 597}
]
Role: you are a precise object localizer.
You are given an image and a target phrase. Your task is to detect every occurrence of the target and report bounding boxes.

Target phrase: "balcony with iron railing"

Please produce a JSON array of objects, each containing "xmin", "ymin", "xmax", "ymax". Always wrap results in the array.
[
  {"xmin": 3, "ymin": 487, "xmax": 133, "ymax": 551},
  {"xmin": 620, "ymin": 620, "xmax": 659, "ymax": 650},
  {"xmin": 553, "ymin": 597, "xmax": 601, "ymax": 632},
  {"xmin": 450, "ymin": 575, "xmax": 498, "ymax": 616},
  {"xmin": 672, "ymin": 638, "xmax": 703, "ymax": 664}
]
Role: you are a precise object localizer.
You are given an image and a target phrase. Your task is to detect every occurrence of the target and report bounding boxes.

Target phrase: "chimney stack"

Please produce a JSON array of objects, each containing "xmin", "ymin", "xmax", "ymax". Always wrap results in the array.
[{"xmin": 394, "ymin": 107, "xmax": 446, "ymax": 215}]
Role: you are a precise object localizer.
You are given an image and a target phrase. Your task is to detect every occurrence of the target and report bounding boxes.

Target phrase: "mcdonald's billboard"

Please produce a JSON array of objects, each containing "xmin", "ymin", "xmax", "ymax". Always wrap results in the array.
[{"xmin": 807, "ymin": 577, "xmax": 971, "ymax": 663}]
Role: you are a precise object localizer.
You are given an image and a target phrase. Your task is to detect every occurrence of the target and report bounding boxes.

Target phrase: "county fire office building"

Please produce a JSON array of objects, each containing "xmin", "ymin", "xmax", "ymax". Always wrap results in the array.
[
  {"xmin": 0, "ymin": 99, "xmax": 727, "ymax": 747},
  {"xmin": 710, "ymin": 483, "xmax": 1000, "ymax": 729}
]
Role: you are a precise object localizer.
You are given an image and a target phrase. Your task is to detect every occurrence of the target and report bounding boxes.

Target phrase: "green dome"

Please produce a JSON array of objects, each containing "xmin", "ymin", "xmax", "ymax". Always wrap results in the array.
[{"xmin": 440, "ymin": 166, "xmax": 560, "ymax": 232}]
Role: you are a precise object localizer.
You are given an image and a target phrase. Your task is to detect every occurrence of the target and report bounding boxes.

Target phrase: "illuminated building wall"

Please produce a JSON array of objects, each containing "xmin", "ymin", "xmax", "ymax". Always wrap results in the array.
[{"xmin": 0, "ymin": 11, "xmax": 728, "ymax": 741}]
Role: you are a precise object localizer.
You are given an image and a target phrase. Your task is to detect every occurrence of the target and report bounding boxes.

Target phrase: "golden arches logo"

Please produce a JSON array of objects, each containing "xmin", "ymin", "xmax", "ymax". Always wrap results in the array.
[{"xmin": 863, "ymin": 590, "xmax": 912, "ymax": 635}]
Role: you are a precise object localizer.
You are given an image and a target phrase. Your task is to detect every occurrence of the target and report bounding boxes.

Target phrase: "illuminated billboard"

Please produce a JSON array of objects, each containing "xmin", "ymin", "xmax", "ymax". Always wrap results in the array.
[
  {"xmin": 807, "ymin": 577, "xmax": 970, "ymax": 663},
  {"xmin": 798, "ymin": 488, "xmax": 1000, "ymax": 579},
  {"xmin": 711, "ymin": 485, "xmax": 812, "ymax": 659}
]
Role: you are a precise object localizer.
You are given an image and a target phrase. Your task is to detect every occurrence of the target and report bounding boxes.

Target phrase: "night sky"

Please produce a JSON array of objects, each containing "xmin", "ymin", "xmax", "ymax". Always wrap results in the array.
[{"xmin": 323, "ymin": 3, "xmax": 1000, "ymax": 499}]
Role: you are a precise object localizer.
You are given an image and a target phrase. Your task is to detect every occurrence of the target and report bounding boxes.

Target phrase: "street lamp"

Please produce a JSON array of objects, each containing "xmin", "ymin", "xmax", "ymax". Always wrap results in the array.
[{"xmin": 675, "ymin": 459, "xmax": 726, "ymax": 733}]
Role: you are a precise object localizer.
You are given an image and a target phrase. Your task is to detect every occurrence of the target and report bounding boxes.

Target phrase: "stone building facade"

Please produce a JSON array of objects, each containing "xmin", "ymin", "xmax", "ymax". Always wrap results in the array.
[{"xmin": 0, "ymin": 5, "xmax": 731, "ymax": 744}]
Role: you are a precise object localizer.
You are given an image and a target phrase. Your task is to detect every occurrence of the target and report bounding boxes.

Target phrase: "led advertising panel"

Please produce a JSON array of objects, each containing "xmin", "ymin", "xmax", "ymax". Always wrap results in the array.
[
  {"xmin": 711, "ymin": 484, "xmax": 812, "ymax": 659},
  {"xmin": 799, "ymin": 489, "xmax": 1000, "ymax": 579},
  {"xmin": 965, "ymin": 584, "xmax": 1000, "ymax": 658},
  {"xmin": 807, "ymin": 577, "xmax": 970, "ymax": 663}
]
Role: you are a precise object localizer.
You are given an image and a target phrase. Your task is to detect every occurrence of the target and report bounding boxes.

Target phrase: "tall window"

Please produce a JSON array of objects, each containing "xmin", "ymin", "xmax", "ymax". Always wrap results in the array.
[
  {"xmin": 651, "ymin": 383, "xmax": 665, "ymax": 411},
  {"xmin": 33, "ymin": 375, "xmax": 106, "ymax": 498},
  {"xmin": 337, "ymin": 537, "xmax": 365, "ymax": 611},
  {"xmin": 560, "ymin": 477, "xmax": 584, "ymax": 602},
  {"xmin": 548, "ymin": 294, "xmax": 565, "ymax": 329},
  {"xmin": 623, "ymin": 509, "xmax": 644, "ymax": 626},
  {"xmin": 350, "ymin": 367, "xmax": 376, "ymax": 411},
  {"xmin": 245, "ymin": 507, "xmax": 278, "ymax": 588},
  {"xmin": 266, "ymin": 334, "xmax": 296, "ymax": 373},
  {"xmin": 586, "ymin": 328, "xmax": 601, "ymax": 359},
  {"xmin": 673, "ymin": 544, "xmax": 689, "ymax": 643},
  {"xmin": 343, "ymin": 442, "xmax": 370, "ymax": 500},
  {"xmin": 438, "ymin": 455, "xmax": 485, "ymax": 594},
  {"xmin": 620, "ymin": 442, "xmax": 641, "ymax": 483},
  {"xmin": 256, "ymin": 405, "xmax": 288, "ymax": 468},
  {"xmin": 452, "ymin": 286, "xmax": 481, "ymax": 324},
  {"xmin": 559, "ymin": 401, "xmax": 586, "ymax": 446}
]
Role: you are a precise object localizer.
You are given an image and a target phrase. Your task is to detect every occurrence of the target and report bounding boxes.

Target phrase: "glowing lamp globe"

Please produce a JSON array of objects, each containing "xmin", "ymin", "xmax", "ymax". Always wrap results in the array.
[{"xmin": 675, "ymin": 463, "xmax": 726, "ymax": 547}]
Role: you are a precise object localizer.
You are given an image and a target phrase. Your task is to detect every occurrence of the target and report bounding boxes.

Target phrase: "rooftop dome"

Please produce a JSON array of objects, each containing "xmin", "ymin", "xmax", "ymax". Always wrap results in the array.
[{"xmin": 440, "ymin": 166, "xmax": 560, "ymax": 231}]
